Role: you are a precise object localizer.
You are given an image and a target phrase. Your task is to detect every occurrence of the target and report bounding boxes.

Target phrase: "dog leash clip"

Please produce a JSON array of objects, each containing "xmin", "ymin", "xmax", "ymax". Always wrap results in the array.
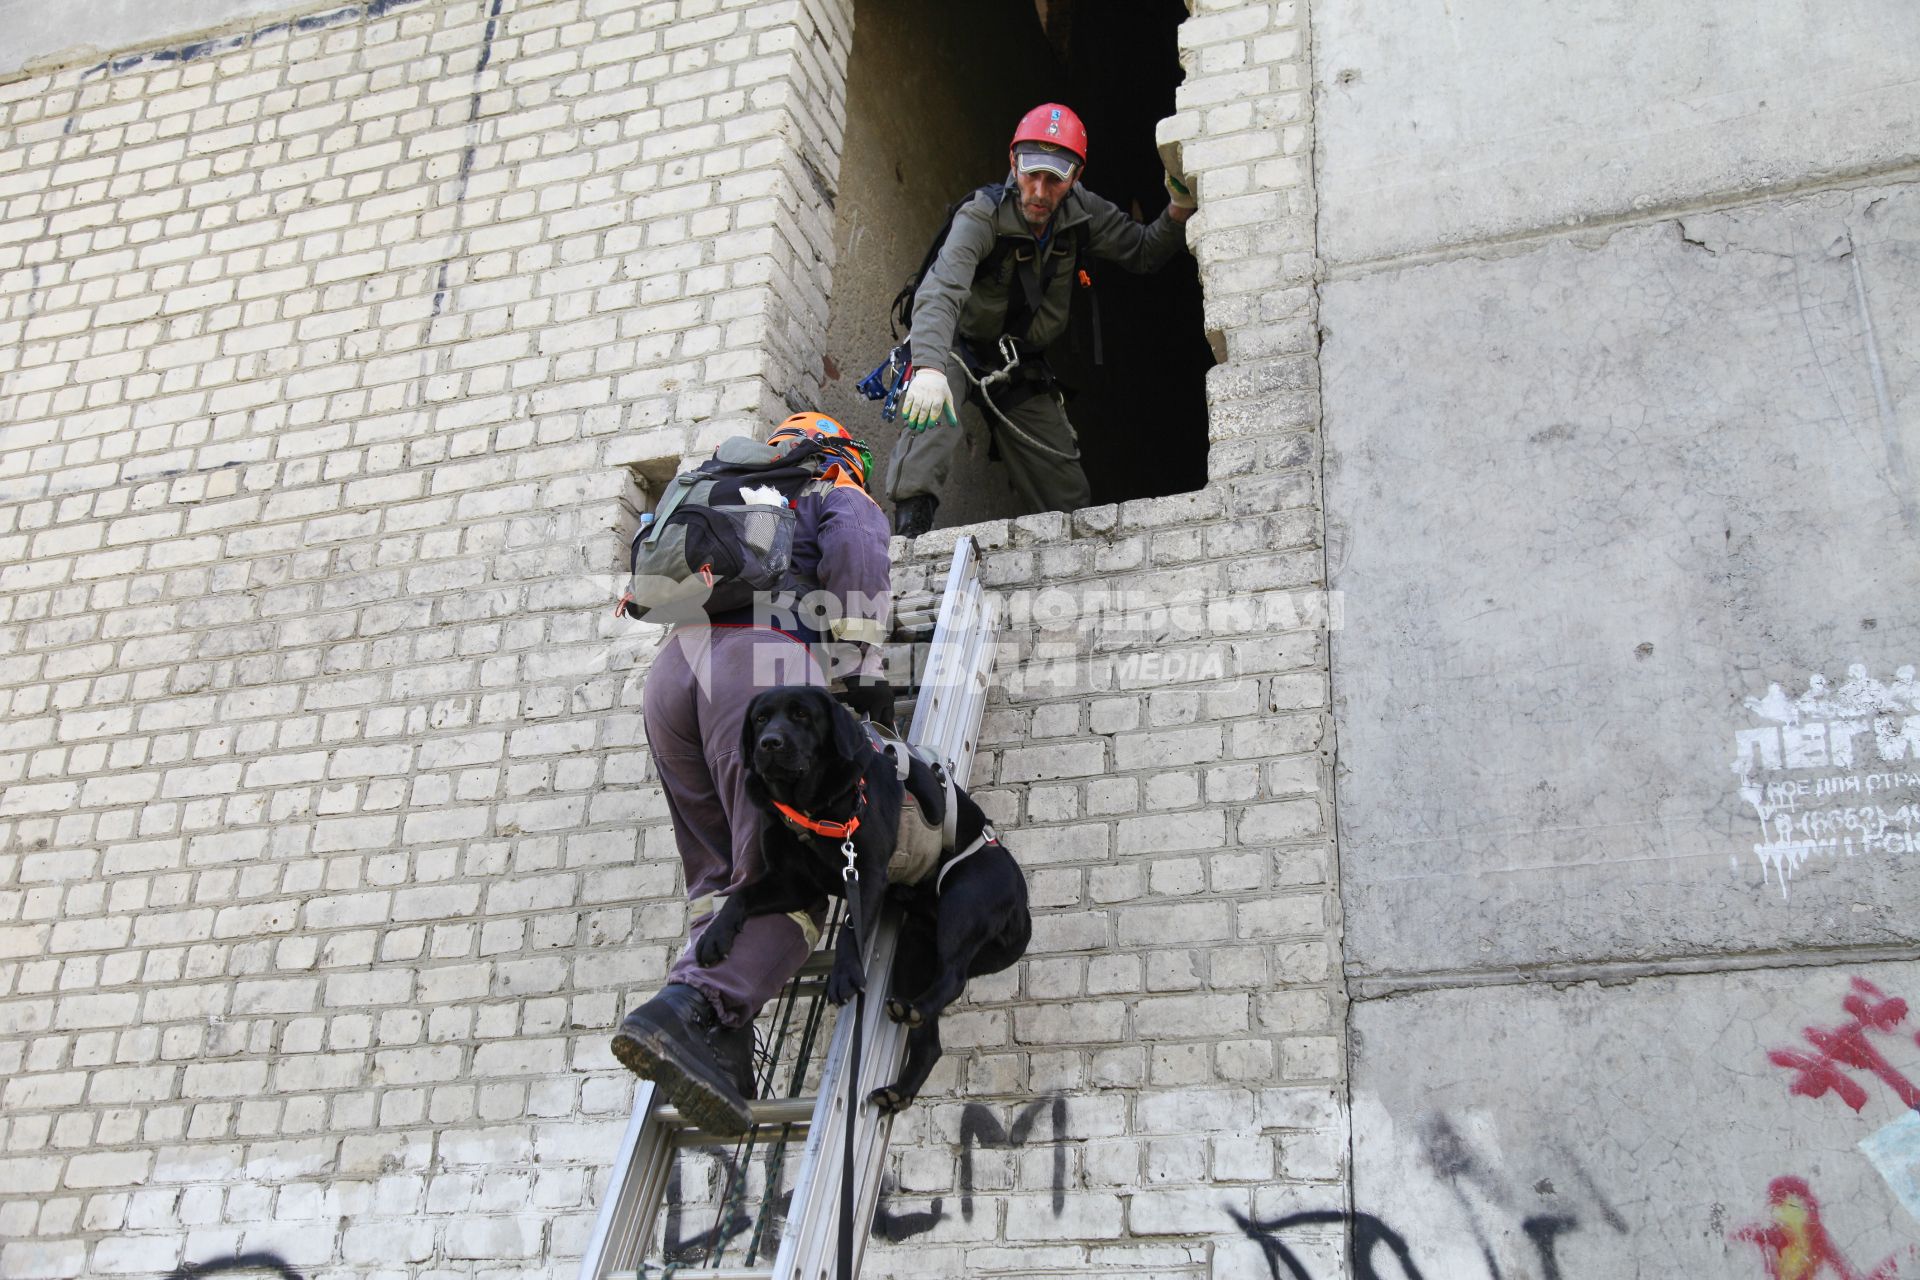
[{"xmin": 841, "ymin": 839, "xmax": 859, "ymax": 881}]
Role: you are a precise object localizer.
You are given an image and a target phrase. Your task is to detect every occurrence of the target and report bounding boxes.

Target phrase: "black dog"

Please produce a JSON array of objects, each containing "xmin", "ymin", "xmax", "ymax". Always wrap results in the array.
[{"xmin": 694, "ymin": 685, "xmax": 1030, "ymax": 1112}]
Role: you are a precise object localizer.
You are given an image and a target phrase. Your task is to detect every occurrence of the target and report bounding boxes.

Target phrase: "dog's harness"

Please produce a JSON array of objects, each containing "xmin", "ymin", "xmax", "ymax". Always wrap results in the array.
[{"xmin": 866, "ymin": 725, "xmax": 999, "ymax": 892}]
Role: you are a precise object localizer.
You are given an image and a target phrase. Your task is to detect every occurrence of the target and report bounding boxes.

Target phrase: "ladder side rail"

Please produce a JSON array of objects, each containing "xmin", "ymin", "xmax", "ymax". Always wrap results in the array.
[
  {"xmin": 836, "ymin": 572, "xmax": 987, "ymax": 1280},
  {"xmin": 843, "ymin": 567, "xmax": 1001, "ymax": 1279},
  {"xmin": 907, "ymin": 537, "xmax": 980, "ymax": 760},
  {"xmin": 768, "ymin": 917, "xmax": 904, "ymax": 1280},
  {"xmin": 942, "ymin": 585, "xmax": 995, "ymax": 786},
  {"xmin": 911, "ymin": 574, "xmax": 990, "ymax": 785},
  {"xmin": 577, "ymin": 1080, "xmax": 675, "ymax": 1279}
]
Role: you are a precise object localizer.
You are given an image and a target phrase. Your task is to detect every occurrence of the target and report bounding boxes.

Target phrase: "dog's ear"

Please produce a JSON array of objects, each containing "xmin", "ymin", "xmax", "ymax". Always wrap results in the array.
[
  {"xmin": 823, "ymin": 687, "xmax": 867, "ymax": 763},
  {"xmin": 740, "ymin": 690, "xmax": 772, "ymax": 763}
]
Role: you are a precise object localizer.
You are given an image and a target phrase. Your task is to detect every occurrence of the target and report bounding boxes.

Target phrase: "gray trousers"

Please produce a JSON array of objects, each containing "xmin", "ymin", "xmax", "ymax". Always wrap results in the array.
[
  {"xmin": 644, "ymin": 626, "xmax": 828, "ymax": 1029},
  {"xmin": 885, "ymin": 351, "xmax": 1092, "ymax": 514}
]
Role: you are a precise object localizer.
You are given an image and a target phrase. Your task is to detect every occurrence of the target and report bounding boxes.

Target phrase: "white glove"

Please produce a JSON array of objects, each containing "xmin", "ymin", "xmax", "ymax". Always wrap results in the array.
[
  {"xmin": 1157, "ymin": 136, "xmax": 1196, "ymax": 212},
  {"xmin": 1163, "ymin": 170, "xmax": 1196, "ymax": 211},
  {"xmin": 900, "ymin": 367, "xmax": 957, "ymax": 431}
]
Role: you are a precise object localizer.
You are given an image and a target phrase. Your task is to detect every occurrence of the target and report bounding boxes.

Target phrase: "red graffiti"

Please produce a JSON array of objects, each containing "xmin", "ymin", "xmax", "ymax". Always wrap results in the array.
[
  {"xmin": 1734, "ymin": 1176, "xmax": 1911, "ymax": 1280},
  {"xmin": 1768, "ymin": 979, "xmax": 1920, "ymax": 1112}
]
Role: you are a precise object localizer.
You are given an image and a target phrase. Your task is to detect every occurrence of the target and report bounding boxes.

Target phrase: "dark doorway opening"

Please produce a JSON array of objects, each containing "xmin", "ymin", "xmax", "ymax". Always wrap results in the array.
[
  {"xmin": 1045, "ymin": 0, "xmax": 1213, "ymax": 509},
  {"xmin": 819, "ymin": 0, "xmax": 1211, "ymax": 529}
]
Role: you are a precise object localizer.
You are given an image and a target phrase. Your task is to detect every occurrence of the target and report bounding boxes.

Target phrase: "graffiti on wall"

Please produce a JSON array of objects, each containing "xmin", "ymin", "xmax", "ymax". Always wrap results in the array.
[
  {"xmin": 874, "ymin": 1094, "xmax": 1068, "ymax": 1241},
  {"xmin": 1732, "ymin": 666, "xmax": 1920, "ymax": 897},
  {"xmin": 1766, "ymin": 977, "xmax": 1920, "ymax": 1228},
  {"xmin": 163, "ymin": 1256, "xmax": 305, "ymax": 1280},
  {"xmin": 1417, "ymin": 1116, "xmax": 1627, "ymax": 1280},
  {"xmin": 1231, "ymin": 1208, "xmax": 1426, "ymax": 1280},
  {"xmin": 1735, "ymin": 1176, "xmax": 1916, "ymax": 1280},
  {"xmin": 1768, "ymin": 978, "xmax": 1920, "ymax": 1113},
  {"xmin": 1222, "ymin": 1115, "xmax": 1626, "ymax": 1280}
]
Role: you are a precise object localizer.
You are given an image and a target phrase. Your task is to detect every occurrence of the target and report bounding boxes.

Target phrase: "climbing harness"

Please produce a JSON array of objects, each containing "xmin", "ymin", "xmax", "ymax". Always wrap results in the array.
[
  {"xmin": 952, "ymin": 339, "xmax": 1083, "ymax": 465},
  {"xmin": 861, "ymin": 334, "xmax": 1081, "ymax": 464},
  {"xmin": 863, "ymin": 723, "xmax": 998, "ymax": 890}
]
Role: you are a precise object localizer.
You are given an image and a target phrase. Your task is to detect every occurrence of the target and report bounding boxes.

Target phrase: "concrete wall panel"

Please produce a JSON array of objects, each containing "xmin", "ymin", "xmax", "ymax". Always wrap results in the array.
[
  {"xmin": 1349, "ymin": 963, "xmax": 1920, "ymax": 1279},
  {"xmin": 1326, "ymin": 182, "xmax": 1920, "ymax": 982},
  {"xmin": 1312, "ymin": 0, "xmax": 1920, "ymax": 264}
]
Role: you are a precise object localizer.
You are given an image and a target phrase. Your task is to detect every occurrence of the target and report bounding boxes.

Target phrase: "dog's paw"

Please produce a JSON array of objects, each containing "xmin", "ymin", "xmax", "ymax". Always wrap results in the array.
[
  {"xmin": 869, "ymin": 1084, "xmax": 912, "ymax": 1114},
  {"xmin": 884, "ymin": 997, "xmax": 923, "ymax": 1028},
  {"xmin": 693, "ymin": 928, "xmax": 735, "ymax": 968},
  {"xmin": 826, "ymin": 964, "xmax": 867, "ymax": 1006}
]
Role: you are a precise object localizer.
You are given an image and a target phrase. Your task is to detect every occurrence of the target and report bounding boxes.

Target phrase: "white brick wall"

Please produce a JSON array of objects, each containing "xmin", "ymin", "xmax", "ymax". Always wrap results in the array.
[{"xmin": 0, "ymin": 0, "xmax": 1338, "ymax": 1276}]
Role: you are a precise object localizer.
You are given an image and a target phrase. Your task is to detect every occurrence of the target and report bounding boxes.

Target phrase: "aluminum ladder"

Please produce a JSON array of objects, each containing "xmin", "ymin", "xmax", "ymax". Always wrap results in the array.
[{"xmin": 578, "ymin": 535, "xmax": 1001, "ymax": 1280}]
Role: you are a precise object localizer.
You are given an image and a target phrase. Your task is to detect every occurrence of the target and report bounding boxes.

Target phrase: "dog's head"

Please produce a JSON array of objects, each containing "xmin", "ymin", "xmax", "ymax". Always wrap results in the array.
[{"xmin": 740, "ymin": 685, "xmax": 870, "ymax": 810}]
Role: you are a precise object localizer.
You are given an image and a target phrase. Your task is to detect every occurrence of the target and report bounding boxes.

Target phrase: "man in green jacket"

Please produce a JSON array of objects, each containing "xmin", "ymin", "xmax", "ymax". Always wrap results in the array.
[{"xmin": 885, "ymin": 103, "xmax": 1197, "ymax": 536}]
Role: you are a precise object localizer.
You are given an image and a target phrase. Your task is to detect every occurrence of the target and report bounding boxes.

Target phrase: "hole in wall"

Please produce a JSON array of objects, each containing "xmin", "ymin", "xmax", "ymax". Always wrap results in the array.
[
  {"xmin": 629, "ymin": 456, "xmax": 680, "ymax": 502},
  {"xmin": 819, "ymin": 0, "xmax": 1212, "ymax": 530},
  {"xmin": 610, "ymin": 466, "xmax": 656, "ymax": 576}
]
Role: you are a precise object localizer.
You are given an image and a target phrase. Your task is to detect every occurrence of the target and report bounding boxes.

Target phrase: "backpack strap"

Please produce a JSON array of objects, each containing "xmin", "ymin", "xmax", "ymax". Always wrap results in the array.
[{"xmin": 1070, "ymin": 222, "xmax": 1101, "ymax": 365}]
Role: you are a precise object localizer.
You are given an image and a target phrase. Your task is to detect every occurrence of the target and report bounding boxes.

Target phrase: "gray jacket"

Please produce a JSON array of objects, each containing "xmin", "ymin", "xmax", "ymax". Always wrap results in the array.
[{"xmin": 909, "ymin": 179, "xmax": 1189, "ymax": 366}]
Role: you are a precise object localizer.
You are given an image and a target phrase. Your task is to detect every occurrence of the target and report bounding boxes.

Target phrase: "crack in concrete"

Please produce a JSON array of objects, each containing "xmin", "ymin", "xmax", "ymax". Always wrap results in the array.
[
  {"xmin": 1846, "ymin": 243, "xmax": 1920, "ymax": 532},
  {"xmin": 1321, "ymin": 164, "xmax": 1920, "ymax": 284},
  {"xmin": 1349, "ymin": 942, "xmax": 1920, "ymax": 1001}
]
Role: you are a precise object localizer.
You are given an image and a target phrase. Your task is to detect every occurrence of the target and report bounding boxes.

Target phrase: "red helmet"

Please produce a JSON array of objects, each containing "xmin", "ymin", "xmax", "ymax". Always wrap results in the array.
[{"xmin": 1009, "ymin": 103, "xmax": 1087, "ymax": 179}]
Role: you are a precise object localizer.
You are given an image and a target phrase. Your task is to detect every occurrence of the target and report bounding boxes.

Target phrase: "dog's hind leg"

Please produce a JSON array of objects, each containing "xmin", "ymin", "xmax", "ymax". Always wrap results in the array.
[
  {"xmin": 870, "ymin": 1020, "xmax": 942, "ymax": 1114},
  {"xmin": 903, "ymin": 964, "xmax": 968, "ymax": 1028},
  {"xmin": 898, "ymin": 900, "xmax": 1003, "ymax": 1026},
  {"xmin": 884, "ymin": 914, "xmax": 938, "ymax": 1027},
  {"xmin": 964, "ymin": 903, "xmax": 1032, "ymax": 980}
]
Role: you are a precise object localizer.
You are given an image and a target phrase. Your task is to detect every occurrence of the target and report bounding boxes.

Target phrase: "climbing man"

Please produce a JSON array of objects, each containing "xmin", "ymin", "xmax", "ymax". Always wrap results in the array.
[
  {"xmin": 884, "ymin": 102, "xmax": 1197, "ymax": 536},
  {"xmin": 611, "ymin": 412, "xmax": 893, "ymax": 1136}
]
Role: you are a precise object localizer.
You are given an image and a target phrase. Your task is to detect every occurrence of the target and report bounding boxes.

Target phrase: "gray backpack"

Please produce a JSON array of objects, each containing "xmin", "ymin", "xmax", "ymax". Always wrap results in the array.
[{"xmin": 617, "ymin": 437, "xmax": 835, "ymax": 623}]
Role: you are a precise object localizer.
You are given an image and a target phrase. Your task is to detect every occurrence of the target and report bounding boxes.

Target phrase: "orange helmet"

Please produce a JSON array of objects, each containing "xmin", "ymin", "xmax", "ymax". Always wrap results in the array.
[
  {"xmin": 1009, "ymin": 103, "xmax": 1087, "ymax": 181},
  {"xmin": 768, "ymin": 411, "xmax": 872, "ymax": 489}
]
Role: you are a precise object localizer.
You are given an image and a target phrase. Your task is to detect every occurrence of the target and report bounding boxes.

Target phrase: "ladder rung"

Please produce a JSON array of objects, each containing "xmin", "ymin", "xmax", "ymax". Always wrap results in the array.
[
  {"xmin": 644, "ymin": 1269, "xmax": 773, "ymax": 1279},
  {"xmin": 655, "ymin": 1095, "xmax": 818, "ymax": 1137}
]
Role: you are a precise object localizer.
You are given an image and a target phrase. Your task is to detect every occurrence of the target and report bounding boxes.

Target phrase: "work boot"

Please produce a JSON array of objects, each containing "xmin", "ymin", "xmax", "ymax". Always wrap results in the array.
[
  {"xmin": 611, "ymin": 984, "xmax": 756, "ymax": 1136},
  {"xmin": 893, "ymin": 494, "xmax": 937, "ymax": 538}
]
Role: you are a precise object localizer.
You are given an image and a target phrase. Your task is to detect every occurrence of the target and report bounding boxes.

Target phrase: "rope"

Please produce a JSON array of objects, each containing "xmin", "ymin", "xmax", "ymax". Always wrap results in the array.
[
  {"xmin": 708, "ymin": 1140, "xmax": 754, "ymax": 1273},
  {"xmin": 637, "ymin": 1099, "xmax": 760, "ymax": 1279},
  {"xmin": 949, "ymin": 349, "xmax": 1083, "ymax": 464}
]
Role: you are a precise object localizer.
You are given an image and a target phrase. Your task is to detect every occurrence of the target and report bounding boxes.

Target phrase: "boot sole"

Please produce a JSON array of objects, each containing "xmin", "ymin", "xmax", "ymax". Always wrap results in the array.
[{"xmin": 611, "ymin": 1020, "xmax": 755, "ymax": 1138}]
